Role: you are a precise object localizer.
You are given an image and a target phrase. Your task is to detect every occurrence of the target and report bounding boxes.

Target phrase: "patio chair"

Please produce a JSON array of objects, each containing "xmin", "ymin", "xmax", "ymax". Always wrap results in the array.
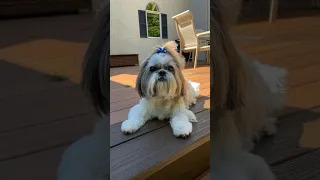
[{"xmin": 172, "ymin": 10, "xmax": 210, "ymax": 69}]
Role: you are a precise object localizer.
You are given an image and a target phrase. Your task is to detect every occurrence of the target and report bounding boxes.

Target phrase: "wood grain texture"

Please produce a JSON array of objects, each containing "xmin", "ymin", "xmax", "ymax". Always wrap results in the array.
[
  {"xmin": 135, "ymin": 136, "xmax": 210, "ymax": 180},
  {"xmin": 110, "ymin": 54, "xmax": 139, "ymax": 67},
  {"xmin": 0, "ymin": 85, "xmax": 94, "ymax": 132},
  {"xmin": 255, "ymin": 106, "xmax": 320, "ymax": 165},
  {"xmin": 272, "ymin": 149, "xmax": 320, "ymax": 180},
  {"xmin": 110, "ymin": 110, "xmax": 210, "ymax": 180},
  {"xmin": 0, "ymin": 113, "xmax": 96, "ymax": 161},
  {"xmin": 0, "ymin": 145, "xmax": 68, "ymax": 180}
]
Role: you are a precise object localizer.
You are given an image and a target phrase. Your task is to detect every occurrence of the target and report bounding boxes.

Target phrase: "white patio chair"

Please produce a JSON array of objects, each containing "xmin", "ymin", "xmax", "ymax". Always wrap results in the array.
[{"xmin": 172, "ymin": 10, "xmax": 210, "ymax": 69}]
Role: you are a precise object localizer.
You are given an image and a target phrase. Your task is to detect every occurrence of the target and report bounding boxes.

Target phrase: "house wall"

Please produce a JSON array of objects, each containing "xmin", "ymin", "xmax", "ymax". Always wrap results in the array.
[
  {"xmin": 110, "ymin": 0, "xmax": 188, "ymax": 64},
  {"xmin": 188, "ymin": 0, "xmax": 209, "ymax": 31}
]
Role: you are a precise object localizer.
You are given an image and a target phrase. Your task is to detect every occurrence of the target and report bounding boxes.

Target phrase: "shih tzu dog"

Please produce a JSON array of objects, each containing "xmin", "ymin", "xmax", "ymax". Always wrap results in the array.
[
  {"xmin": 211, "ymin": 0, "xmax": 287, "ymax": 180},
  {"xmin": 121, "ymin": 41, "xmax": 200, "ymax": 137}
]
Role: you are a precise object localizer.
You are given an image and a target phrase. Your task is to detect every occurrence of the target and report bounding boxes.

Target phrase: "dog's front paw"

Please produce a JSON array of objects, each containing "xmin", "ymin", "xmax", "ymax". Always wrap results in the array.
[
  {"xmin": 185, "ymin": 110, "xmax": 197, "ymax": 122},
  {"xmin": 171, "ymin": 120, "xmax": 193, "ymax": 138},
  {"xmin": 121, "ymin": 120, "xmax": 141, "ymax": 134}
]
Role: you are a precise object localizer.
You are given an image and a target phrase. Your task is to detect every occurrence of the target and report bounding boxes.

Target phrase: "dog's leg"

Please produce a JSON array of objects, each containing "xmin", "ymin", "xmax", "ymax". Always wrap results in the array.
[
  {"xmin": 262, "ymin": 117, "xmax": 278, "ymax": 136},
  {"xmin": 170, "ymin": 111, "xmax": 193, "ymax": 137},
  {"xmin": 184, "ymin": 109, "xmax": 198, "ymax": 122},
  {"xmin": 121, "ymin": 104, "xmax": 149, "ymax": 134}
]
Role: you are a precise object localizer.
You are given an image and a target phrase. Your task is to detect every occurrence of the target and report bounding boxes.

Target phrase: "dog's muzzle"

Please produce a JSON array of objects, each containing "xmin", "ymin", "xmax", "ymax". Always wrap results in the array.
[{"xmin": 158, "ymin": 70, "xmax": 167, "ymax": 81}]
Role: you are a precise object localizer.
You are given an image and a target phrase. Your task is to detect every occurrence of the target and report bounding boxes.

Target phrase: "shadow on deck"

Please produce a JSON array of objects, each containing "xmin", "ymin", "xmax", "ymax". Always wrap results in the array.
[{"xmin": 0, "ymin": 14, "xmax": 97, "ymax": 180}]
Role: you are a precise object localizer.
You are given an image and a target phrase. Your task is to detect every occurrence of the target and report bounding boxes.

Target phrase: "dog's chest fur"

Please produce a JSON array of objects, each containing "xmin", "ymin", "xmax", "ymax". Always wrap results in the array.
[{"xmin": 140, "ymin": 97, "xmax": 185, "ymax": 120}]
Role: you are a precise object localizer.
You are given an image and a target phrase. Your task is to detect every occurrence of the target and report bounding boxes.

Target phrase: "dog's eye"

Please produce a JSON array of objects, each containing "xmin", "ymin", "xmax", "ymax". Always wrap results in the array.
[
  {"xmin": 168, "ymin": 66, "xmax": 174, "ymax": 72},
  {"xmin": 150, "ymin": 66, "xmax": 157, "ymax": 72}
]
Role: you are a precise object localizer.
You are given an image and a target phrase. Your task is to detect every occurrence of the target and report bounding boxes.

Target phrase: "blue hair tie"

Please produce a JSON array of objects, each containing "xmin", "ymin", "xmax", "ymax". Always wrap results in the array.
[{"xmin": 156, "ymin": 47, "xmax": 167, "ymax": 54}]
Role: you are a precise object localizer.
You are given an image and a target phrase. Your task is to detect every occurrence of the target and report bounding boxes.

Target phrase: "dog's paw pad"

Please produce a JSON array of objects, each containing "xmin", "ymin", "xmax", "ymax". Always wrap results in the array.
[
  {"xmin": 172, "ymin": 121, "xmax": 192, "ymax": 138},
  {"xmin": 121, "ymin": 120, "xmax": 139, "ymax": 134}
]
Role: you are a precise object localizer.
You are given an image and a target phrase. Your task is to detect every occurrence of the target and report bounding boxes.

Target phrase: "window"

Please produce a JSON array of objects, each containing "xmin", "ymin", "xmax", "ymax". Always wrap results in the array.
[
  {"xmin": 138, "ymin": 2, "xmax": 168, "ymax": 39},
  {"xmin": 146, "ymin": 2, "xmax": 161, "ymax": 37}
]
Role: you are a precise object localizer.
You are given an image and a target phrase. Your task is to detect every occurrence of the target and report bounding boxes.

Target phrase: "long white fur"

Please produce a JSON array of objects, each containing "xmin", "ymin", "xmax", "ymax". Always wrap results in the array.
[{"xmin": 121, "ymin": 41, "xmax": 200, "ymax": 137}]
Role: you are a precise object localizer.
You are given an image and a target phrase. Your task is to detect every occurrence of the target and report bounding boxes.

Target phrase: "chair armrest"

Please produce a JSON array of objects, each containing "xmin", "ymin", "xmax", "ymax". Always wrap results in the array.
[{"xmin": 196, "ymin": 31, "xmax": 210, "ymax": 37}]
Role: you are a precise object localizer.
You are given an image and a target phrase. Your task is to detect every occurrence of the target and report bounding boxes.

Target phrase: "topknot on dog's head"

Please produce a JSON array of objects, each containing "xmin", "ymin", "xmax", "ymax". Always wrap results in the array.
[{"xmin": 152, "ymin": 41, "xmax": 186, "ymax": 69}]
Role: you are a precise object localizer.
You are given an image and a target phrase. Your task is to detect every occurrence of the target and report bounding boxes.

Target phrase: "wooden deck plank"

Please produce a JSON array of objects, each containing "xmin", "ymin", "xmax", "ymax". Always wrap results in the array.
[
  {"xmin": 255, "ymin": 106, "xmax": 320, "ymax": 165},
  {"xmin": 0, "ymin": 113, "xmax": 96, "ymax": 160},
  {"xmin": 0, "ymin": 85, "xmax": 94, "ymax": 132},
  {"xmin": 287, "ymin": 63, "xmax": 320, "ymax": 87},
  {"xmin": 285, "ymin": 81, "xmax": 320, "ymax": 114},
  {"xmin": 272, "ymin": 149, "xmax": 320, "ymax": 180},
  {"xmin": 0, "ymin": 146, "xmax": 67, "ymax": 180},
  {"xmin": 110, "ymin": 110, "xmax": 210, "ymax": 180},
  {"xmin": 0, "ymin": 60, "xmax": 75, "ymax": 99}
]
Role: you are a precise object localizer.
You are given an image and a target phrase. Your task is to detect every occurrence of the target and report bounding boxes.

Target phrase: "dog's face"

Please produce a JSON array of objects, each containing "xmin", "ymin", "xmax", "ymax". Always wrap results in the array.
[{"xmin": 136, "ymin": 52, "xmax": 185, "ymax": 99}]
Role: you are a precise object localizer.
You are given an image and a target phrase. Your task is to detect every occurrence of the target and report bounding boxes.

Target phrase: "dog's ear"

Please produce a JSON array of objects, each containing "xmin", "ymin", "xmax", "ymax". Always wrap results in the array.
[
  {"xmin": 180, "ymin": 78, "xmax": 187, "ymax": 96},
  {"xmin": 136, "ymin": 59, "xmax": 149, "ymax": 97},
  {"xmin": 174, "ymin": 65, "xmax": 186, "ymax": 96},
  {"xmin": 163, "ymin": 41, "xmax": 186, "ymax": 68},
  {"xmin": 81, "ymin": 4, "xmax": 109, "ymax": 116},
  {"xmin": 211, "ymin": 0, "xmax": 246, "ymax": 113}
]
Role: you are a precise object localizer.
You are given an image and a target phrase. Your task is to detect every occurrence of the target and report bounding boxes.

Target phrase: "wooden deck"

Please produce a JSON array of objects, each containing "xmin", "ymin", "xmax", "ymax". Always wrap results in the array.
[
  {"xmin": 232, "ymin": 16, "xmax": 320, "ymax": 179},
  {"xmin": 110, "ymin": 63, "xmax": 211, "ymax": 180},
  {"xmin": 0, "ymin": 14, "xmax": 97, "ymax": 180}
]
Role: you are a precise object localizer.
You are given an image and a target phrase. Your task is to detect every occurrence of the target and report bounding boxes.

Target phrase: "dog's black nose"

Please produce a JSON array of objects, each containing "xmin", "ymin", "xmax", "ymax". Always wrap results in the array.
[{"xmin": 158, "ymin": 70, "xmax": 166, "ymax": 76}]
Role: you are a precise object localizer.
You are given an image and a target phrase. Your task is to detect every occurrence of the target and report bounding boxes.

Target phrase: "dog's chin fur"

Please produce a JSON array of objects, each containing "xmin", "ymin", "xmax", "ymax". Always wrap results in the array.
[{"xmin": 121, "ymin": 41, "xmax": 200, "ymax": 137}]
